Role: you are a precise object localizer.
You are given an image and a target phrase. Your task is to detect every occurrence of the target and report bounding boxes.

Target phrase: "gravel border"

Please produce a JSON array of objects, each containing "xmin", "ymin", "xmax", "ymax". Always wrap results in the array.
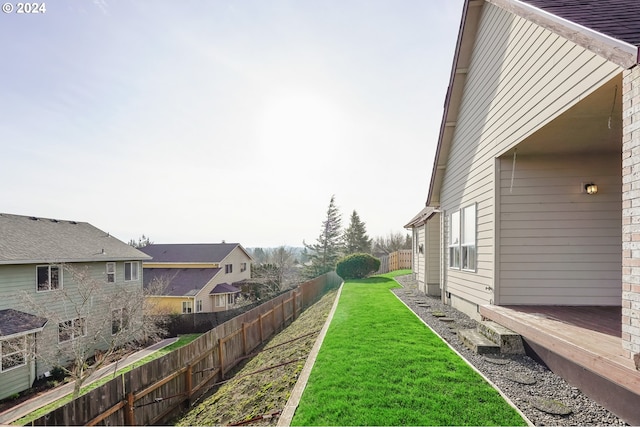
[{"xmin": 392, "ymin": 274, "xmax": 628, "ymax": 426}]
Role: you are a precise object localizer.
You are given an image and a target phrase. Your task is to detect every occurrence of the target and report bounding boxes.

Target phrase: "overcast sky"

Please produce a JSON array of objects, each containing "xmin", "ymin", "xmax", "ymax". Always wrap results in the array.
[{"xmin": 1, "ymin": 0, "xmax": 464, "ymax": 248}]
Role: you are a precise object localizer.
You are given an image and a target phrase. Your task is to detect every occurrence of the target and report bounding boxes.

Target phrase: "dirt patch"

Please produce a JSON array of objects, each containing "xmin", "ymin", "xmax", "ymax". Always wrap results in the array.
[{"xmin": 173, "ymin": 289, "xmax": 338, "ymax": 426}]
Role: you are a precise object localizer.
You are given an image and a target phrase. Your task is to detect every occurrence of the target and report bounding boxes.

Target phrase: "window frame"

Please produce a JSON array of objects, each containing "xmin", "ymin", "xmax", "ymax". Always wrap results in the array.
[
  {"xmin": 240, "ymin": 262, "xmax": 247, "ymax": 272},
  {"xmin": 124, "ymin": 262, "xmax": 139, "ymax": 281},
  {"xmin": 225, "ymin": 264, "xmax": 233, "ymax": 274},
  {"xmin": 36, "ymin": 265, "xmax": 62, "ymax": 292},
  {"xmin": 215, "ymin": 294, "xmax": 225, "ymax": 307},
  {"xmin": 106, "ymin": 262, "xmax": 116, "ymax": 283},
  {"xmin": 1, "ymin": 336, "xmax": 27, "ymax": 372},
  {"xmin": 196, "ymin": 299, "xmax": 203, "ymax": 313},
  {"xmin": 182, "ymin": 301, "xmax": 193, "ymax": 314},
  {"xmin": 58, "ymin": 318, "xmax": 86, "ymax": 343},
  {"xmin": 448, "ymin": 204, "xmax": 477, "ymax": 272}
]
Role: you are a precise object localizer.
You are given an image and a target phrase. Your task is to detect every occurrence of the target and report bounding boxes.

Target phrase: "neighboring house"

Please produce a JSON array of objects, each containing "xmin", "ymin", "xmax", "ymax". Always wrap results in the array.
[
  {"xmin": 0, "ymin": 213, "xmax": 150, "ymax": 400},
  {"xmin": 404, "ymin": 207, "xmax": 440, "ymax": 296},
  {"xmin": 416, "ymin": 0, "xmax": 640, "ymax": 422},
  {"xmin": 139, "ymin": 243, "xmax": 253, "ymax": 314}
]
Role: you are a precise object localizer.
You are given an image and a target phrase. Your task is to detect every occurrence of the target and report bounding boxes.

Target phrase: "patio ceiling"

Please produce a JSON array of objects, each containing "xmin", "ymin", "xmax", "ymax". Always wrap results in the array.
[{"xmin": 504, "ymin": 74, "xmax": 623, "ymax": 156}]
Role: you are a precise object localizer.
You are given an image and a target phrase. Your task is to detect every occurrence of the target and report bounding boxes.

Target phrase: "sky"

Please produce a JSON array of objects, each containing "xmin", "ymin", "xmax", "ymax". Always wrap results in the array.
[{"xmin": 1, "ymin": 0, "xmax": 464, "ymax": 248}]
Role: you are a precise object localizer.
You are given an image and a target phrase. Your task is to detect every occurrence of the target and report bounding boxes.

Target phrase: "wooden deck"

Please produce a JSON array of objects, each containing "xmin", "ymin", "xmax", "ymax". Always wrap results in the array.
[{"xmin": 479, "ymin": 305, "xmax": 640, "ymax": 424}]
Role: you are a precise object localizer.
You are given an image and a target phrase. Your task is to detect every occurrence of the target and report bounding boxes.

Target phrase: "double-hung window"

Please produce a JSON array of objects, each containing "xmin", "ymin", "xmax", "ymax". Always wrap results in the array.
[
  {"xmin": 1, "ymin": 337, "xmax": 27, "ymax": 372},
  {"xmin": 106, "ymin": 262, "xmax": 116, "ymax": 283},
  {"xmin": 58, "ymin": 318, "xmax": 86, "ymax": 343},
  {"xmin": 449, "ymin": 204, "xmax": 477, "ymax": 271},
  {"xmin": 124, "ymin": 262, "xmax": 139, "ymax": 281},
  {"xmin": 182, "ymin": 301, "xmax": 193, "ymax": 314},
  {"xmin": 225, "ymin": 264, "xmax": 233, "ymax": 274},
  {"xmin": 196, "ymin": 299, "xmax": 203, "ymax": 313},
  {"xmin": 37, "ymin": 265, "xmax": 62, "ymax": 291}
]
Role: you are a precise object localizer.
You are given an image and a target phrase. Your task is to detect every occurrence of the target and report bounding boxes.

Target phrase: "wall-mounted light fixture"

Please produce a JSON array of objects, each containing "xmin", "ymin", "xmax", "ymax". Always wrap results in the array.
[{"xmin": 585, "ymin": 183, "xmax": 598, "ymax": 195}]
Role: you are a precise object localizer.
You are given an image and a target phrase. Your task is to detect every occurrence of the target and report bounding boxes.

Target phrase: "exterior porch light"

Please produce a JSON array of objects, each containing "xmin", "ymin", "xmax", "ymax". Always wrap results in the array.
[{"xmin": 585, "ymin": 183, "xmax": 598, "ymax": 195}]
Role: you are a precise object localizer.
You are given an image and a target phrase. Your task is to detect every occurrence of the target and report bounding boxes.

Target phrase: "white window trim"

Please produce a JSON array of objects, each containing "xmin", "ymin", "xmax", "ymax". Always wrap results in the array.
[
  {"xmin": 1, "ymin": 336, "xmax": 27, "ymax": 372},
  {"xmin": 225, "ymin": 264, "xmax": 232, "ymax": 274},
  {"xmin": 215, "ymin": 294, "xmax": 225, "ymax": 307},
  {"xmin": 124, "ymin": 262, "xmax": 139, "ymax": 281},
  {"xmin": 36, "ymin": 265, "xmax": 63, "ymax": 292},
  {"xmin": 182, "ymin": 301, "xmax": 193, "ymax": 314},
  {"xmin": 196, "ymin": 299, "xmax": 203, "ymax": 313},
  {"xmin": 448, "ymin": 204, "xmax": 477, "ymax": 272},
  {"xmin": 58, "ymin": 318, "xmax": 87, "ymax": 343},
  {"xmin": 106, "ymin": 262, "xmax": 116, "ymax": 283}
]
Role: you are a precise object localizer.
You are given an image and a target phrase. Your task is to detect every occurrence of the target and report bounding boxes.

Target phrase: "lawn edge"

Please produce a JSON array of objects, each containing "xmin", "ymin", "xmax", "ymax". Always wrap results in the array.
[
  {"xmin": 390, "ymin": 279, "xmax": 534, "ymax": 427},
  {"xmin": 277, "ymin": 282, "xmax": 344, "ymax": 426}
]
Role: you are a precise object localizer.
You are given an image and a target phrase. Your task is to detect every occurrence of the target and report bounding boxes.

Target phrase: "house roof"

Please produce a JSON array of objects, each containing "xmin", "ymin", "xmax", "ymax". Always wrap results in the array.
[
  {"xmin": 143, "ymin": 268, "xmax": 221, "ymax": 297},
  {"xmin": 427, "ymin": 0, "xmax": 640, "ymax": 206},
  {"xmin": 0, "ymin": 309, "xmax": 48, "ymax": 338},
  {"xmin": 0, "ymin": 213, "xmax": 151, "ymax": 265},
  {"xmin": 210, "ymin": 283, "xmax": 240, "ymax": 295},
  {"xmin": 139, "ymin": 243, "xmax": 253, "ymax": 263},
  {"xmin": 404, "ymin": 207, "xmax": 438, "ymax": 229}
]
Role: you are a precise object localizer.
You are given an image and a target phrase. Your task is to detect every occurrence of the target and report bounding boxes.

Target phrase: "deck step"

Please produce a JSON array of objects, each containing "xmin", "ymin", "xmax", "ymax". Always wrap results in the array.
[
  {"xmin": 457, "ymin": 329, "xmax": 500, "ymax": 355},
  {"xmin": 477, "ymin": 321, "xmax": 525, "ymax": 354}
]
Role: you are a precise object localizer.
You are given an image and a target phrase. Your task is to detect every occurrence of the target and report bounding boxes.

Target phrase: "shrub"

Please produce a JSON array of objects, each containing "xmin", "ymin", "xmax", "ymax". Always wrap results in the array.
[{"xmin": 336, "ymin": 253, "xmax": 381, "ymax": 280}]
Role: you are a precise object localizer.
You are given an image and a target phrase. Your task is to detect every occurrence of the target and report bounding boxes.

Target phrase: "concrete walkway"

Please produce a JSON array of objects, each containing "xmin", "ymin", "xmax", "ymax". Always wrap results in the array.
[{"xmin": 0, "ymin": 337, "xmax": 178, "ymax": 425}]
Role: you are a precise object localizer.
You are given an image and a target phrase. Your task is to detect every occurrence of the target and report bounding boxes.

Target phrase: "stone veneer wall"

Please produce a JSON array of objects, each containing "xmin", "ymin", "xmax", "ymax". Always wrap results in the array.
[{"xmin": 622, "ymin": 64, "xmax": 640, "ymax": 368}]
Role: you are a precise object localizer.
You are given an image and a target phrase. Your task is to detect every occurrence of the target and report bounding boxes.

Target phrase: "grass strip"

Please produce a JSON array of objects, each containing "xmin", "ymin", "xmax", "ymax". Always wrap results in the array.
[
  {"xmin": 291, "ymin": 273, "xmax": 527, "ymax": 426},
  {"xmin": 14, "ymin": 334, "xmax": 200, "ymax": 425}
]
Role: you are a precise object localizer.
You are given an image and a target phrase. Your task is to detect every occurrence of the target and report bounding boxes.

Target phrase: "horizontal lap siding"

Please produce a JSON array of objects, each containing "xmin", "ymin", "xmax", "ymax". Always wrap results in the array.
[
  {"xmin": 499, "ymin": 155, "xmax": 622, "ymax": 305},
  {"xmin": 427, "ymin": 217, "xmax": 441, "ymax": 285},
  {"xmin": 417, "ymin": 226, "xmax": 425, "ymax": 287},
  {"xmin": 440, "ymin": 3, "xmax": 622, "ymax": 307}
]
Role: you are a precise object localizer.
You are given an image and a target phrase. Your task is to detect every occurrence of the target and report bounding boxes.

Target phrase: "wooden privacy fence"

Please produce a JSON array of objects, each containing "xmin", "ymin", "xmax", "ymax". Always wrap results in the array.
[
  {"xmin": 28, "ymin": 272, "xmax": 341, "ymax": 426},
  {"xmin": 377, "ymin": 250, "xmax": 412, "ymax": 274}
]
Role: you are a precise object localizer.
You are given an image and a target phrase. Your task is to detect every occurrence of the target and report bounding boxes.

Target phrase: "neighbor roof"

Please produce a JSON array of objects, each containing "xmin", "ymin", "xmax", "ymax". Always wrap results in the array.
[
  {"xmin": 139, "ymin": 243, "xmax": 252, "ymax": 263},
  {"xmin": 0, "ymin": 213, "xmax": 151, "ymax": 265},
  {"xmin": 143, "ymin": 268, "xmax": 220, "ymax": 297},
  {"xmin": 0, "ymin": 309, "xmax": 48, "ymax": 338},
  {"xmin": 210, "ymin": 283, "xmax": 240, "ymax": 295}
]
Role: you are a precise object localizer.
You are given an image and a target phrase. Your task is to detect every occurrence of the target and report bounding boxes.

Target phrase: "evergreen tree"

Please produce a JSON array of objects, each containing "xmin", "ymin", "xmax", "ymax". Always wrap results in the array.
[
  {"xmin": 343, "ymin": 210, "xmax": 372, "ymax": 254},
  {"xmin": 303, "ymin": 195, "xmax": 344, "ymax": 278}
]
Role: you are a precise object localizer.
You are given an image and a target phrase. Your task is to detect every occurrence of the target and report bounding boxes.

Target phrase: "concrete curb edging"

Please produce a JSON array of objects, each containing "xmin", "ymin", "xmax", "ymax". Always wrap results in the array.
[
  {"xmin": 391, "ymin": 284, "xmax": 534, "ymax": 427},
  {"xmin": 277, "ymin": 283, "xmax": 344, "ymax": 427}
]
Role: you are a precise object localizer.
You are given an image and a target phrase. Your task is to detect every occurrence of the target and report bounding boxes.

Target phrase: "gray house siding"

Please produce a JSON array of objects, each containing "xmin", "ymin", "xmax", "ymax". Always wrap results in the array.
[
  {"xmin": 439, "ymin": 2, "xmax": 622, "ymax": 317},
  {"xmin": 498, "ymin": 154, "xmax": 622, "ymax": 305}
]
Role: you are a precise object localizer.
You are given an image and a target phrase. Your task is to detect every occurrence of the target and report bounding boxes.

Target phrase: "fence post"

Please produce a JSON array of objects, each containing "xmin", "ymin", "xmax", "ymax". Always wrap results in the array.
[
  {"xmin": 242, "ymin": 323, "xmax": 248, "ymax": 355},
  {"xmin": 218, "ymin": 338, "xmax": 225, "ymax": 380},
  {"xmin": 186, "ymin": 364, "xmax": 193, "ymax": 402},
  {"xmin": 125, "ymin": 392, "xmax": 135, "ymax": 426},
  {"xmin": 258, "ymin": 315, "xmax": 264, "ymax": 343}
]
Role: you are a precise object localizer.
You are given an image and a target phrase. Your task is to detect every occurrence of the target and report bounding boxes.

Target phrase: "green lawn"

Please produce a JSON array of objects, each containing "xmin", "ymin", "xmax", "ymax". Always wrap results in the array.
[{"xmin": 291, "ymin": 271, "xmax": 526, "ymax": 426}]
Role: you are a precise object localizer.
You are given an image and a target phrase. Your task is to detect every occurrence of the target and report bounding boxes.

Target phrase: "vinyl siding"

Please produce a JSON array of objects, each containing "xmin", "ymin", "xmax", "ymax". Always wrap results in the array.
[
  {"xmin": 439, "ymin": 2, "xmax": 622, "ymax": 307},
  {"xmin": 0, "ymin": 261, "xmax": 144, "ymax": 378},
  {"xmin": 0, "ymin": 364, "xmax": 31, "ymax": 400},
  {"xmin": 426, "ymin": 215, "xmax": 441, "ymax": 286},
  {"xmin": 498, "ymin": 154, "xmax": 621, "ymax": 305},
  {"xmin": 415, "ymin": 226, "xmax": 426, "ymax": 291}
]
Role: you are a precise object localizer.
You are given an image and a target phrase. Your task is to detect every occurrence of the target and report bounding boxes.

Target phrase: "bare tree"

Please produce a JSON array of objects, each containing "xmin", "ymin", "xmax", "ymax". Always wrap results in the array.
[
  {"xmin": 128, "ymin": 234, "xmax": 153, "ymax": 248},
  {"xmin": 372, "ymin": 232, "xmax": 412, "ymax": 254},
  {"xmin": 22, "ymin": 264, "xmax": 166, "ymax": 398}
]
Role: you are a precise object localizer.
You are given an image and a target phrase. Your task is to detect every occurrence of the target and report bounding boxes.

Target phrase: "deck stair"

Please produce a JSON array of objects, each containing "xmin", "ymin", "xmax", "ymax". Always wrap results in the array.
[{"xmin": 458, "ymin": 320, "xmax": 524, "ymax": 355}]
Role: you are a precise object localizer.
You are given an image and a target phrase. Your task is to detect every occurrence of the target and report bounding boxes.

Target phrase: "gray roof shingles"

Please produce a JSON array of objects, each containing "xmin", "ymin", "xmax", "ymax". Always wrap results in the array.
[
  {"xmin": 520, "ymin": 0, "xmax": 640, "ymax": 47},
  {"xmin": 139, "ymin": 243, "xmax": 240, "ymax": 263},
  {"xmin": 210, "ymin": 283, "xmax": 240, "ymax": 294},
  {"xmin": 0, "ymin": 213, "xmax": 150, "ymax": 265},
  {"xmin": 143, "ymin": 268, "xmax": 221, "ymax": 297},
  {"xmin": 0, "ymin": 309, "xmax": 48, "ymax": 337}
]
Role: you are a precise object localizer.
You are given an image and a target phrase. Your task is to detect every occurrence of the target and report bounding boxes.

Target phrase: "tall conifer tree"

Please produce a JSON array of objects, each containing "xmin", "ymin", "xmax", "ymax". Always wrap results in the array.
[
  {"xmin": 303, "ymin": 195, "xmax": 343, "ymax": 278},
  {"xmin": 344, "ymin": 210, "xmax": 372, "ymax": 254}
]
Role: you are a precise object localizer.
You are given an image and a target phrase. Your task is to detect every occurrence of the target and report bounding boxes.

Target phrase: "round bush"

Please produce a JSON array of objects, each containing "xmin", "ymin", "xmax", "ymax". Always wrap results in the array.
[{"xmin": 336, "ymin": 253, "xmax": 381, "ymax": 280}]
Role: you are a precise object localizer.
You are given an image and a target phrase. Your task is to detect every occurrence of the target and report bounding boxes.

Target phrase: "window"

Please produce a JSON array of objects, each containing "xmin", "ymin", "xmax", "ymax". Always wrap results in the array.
[
  {"xmin": 227, "ymin": 294, "xmax": 234, "ymax": 305},
  {"xmin": 240, "ymin": 263, "xmax": 247, "ymax": 272},
  {"xmin": 182, "ymin": 301, "xmax": 192, "ymax": 314},
  {"xmin": 225, "ymin": 264, "xmax": 232, "ymax": 274},
  {"xmin": 448, "ymin": 211, "xmax": 460, "ymax": 269},
  {"xmin": 196, "ymin": 299, "xmax": 203, "ymax": 313},
  {"xmin": 448, "ymin": 204, "xmax": 477, "ymax": 271},
  {"xmin": 106, "ymin": 262, "xmax": 116, "ymax": 283},
  {"xmin": 215, "ymin": 295, "xmax": 225, "ymax": 307},
  {"xmin": 59, "ymin": 318, "xmax": 86, "ymax": 343},
  {"xmin": 37, "ymin": 265, "xmax": 62, "ymax": 291},
  {"xmin": 461, "ymin": 204, "xmax": 477, "ymax": 271},
  {"xmin": 1, "ymin": 336, "xmax": 27, "ymax": 372},
  {"xmin": 124, "ymin": 262, "xmax": 139, "ymax": 281},
  {"xmin": 112, "ymin": 308, "xmax": 129, "ymax": 334}
]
